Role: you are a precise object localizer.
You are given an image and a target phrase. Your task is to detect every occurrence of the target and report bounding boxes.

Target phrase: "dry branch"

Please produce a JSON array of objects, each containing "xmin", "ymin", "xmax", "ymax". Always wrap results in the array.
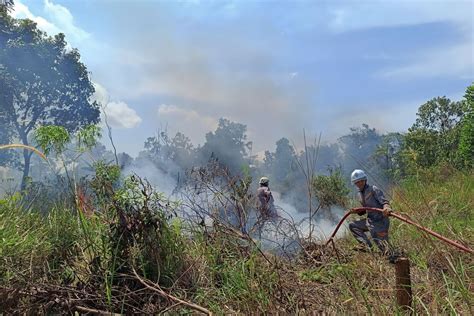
[{"xmin": 131, "ymin": 267, "xmax": 211, "ymax": 315}]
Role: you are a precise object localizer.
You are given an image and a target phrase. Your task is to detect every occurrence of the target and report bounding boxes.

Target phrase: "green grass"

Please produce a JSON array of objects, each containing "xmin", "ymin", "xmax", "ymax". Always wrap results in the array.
[
  {"xmin": 0, "ymin": 193, "xmax": 102, "ymax": 283},
  {"xmin": 1, "ymin": 195, "xmax": 50, "ymax": 283},
  {"xmin": 388, "ymin": 168, "xmax": 474, "ymax": 313},
  {"xmin": 0, "ymin": 167, "xmax": 472, "ymax": 314},
  {"xmin": 188, "ymin": 231, "xmax": 278, "ymax": 313}
]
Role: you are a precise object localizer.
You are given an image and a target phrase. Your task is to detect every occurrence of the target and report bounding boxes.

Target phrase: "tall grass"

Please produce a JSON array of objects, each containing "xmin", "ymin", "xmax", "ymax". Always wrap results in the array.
[
  {"xmin": 1, "ymin": 166, "xmax": 472, "ymax": 313},
  {"xmin": 389, "ymin": 167, "xmax": 474, "ymax": 313}
]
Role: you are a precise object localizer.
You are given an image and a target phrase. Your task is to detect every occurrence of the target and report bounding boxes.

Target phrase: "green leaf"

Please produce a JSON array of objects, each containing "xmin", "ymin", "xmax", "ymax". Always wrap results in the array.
[{"xmin": 34, "ymin": 125, "xmax": 70, "ymax": 155}]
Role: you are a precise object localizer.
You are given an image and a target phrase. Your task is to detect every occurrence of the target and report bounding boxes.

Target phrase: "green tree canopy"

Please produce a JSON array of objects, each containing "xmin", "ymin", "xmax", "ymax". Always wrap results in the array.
[
  {"xmin": 411, "ymin": 96, "xmax": 464, "ymax": 133},
  {"xmin": 0, "ymin": 1, "xmax": 14, "ymax": 13},
  {"xmin": 140, "ymin": 130, "xmax": 195, "ymax": 175},
  {"xmin": 401, "ymin": 96, "xmax": 465, "ymax": 171},
  {"xmin": 458, "ymin": 83, "xmax": 474, "ymax": 168},
  {"xmin": 312, "ymin": 167, "xmax": 349, "ymax": 209},
  {"xmin": 0, "ymin": 13, "xmax": 100, "ymax": 188}
]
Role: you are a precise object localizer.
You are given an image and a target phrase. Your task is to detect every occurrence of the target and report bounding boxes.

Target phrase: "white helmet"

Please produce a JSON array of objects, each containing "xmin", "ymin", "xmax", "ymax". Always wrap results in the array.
[
  {"xmin": 259, "ymin": 176, "xmax": 269, "ymax": 185},
  {"xmin": 351, "ymin": 169, "xmax": 367, "ymax": 184}
]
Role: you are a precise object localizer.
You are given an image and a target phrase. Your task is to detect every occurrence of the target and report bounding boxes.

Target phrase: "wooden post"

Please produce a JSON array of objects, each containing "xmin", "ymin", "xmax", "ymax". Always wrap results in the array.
[{"xmin": 395, "ymin": 257, "xmax": 412, "ymax": 312}]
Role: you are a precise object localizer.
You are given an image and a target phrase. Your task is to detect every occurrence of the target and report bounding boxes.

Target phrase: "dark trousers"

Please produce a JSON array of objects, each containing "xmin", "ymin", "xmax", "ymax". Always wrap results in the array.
[{"xmin": 349, "ymin": 218, "xmax": 389, "ymax": 252}]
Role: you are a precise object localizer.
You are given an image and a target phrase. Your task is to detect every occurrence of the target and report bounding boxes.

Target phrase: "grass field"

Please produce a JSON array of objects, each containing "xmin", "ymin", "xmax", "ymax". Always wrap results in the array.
[{"xmin": 1, "ymin": 167, "xmax": 472, "ymax": 314}]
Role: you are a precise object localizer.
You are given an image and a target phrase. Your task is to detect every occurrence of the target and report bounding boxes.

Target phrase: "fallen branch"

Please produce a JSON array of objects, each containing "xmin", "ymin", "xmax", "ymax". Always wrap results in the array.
[
  {"xmin": 75, "ymin": 305, "xmax": 121, "ymax": 315},
  {"xmin": 131, "ymin": 267, "xmax": 211, "ymax": 315}
]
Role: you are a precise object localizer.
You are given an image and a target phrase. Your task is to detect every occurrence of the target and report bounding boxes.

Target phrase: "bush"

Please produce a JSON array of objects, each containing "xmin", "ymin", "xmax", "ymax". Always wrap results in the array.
[{"xmin": 312, "ymin": 167, "xmax": 350, "ymax": 209}]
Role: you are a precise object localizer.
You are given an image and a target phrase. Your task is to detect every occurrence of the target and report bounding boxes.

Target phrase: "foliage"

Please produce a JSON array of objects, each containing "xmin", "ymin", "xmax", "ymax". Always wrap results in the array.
[
  {"xmin": 339, "ymin": 124, "xmax": 381, "ymax": 149},
  {"xmin": 411, "ymin": 97, "xmax": 464, "ymax": 133},
  {"xmin": 139, "ymin": 129, "xmax": 195, "ymax": 177},
  {"xmin": 34, "ymin": 126, "xmax": 71, "ymax": 155},
  {"xmin": 0, "ymin": 1, "xmax": 14, "ymax": 12},
  {"xmin": 1, "ymin": 165, "xmax": 473, "ymax": 314},
  {"xmin": 338, "ymin": 124, "xmax": 383, "ymax": 177},
  {"xmin": 0, "ymin": 14, "xmax": 100, "ymax": 187},
  {"xmin": 312, "ymin": 167, "xmax": 350, "ymax": 209},
  {"xmin": 372, "ymin": 132, "xmax": 403, "ymax": 179},
  {"xmin": 90, "ymin": 160, "xmax": 121, "ymax": 204},
  {"xmin": 298, "ymin": 263, "xmax": 350, "ymax": 284},
  {"xmin": 391, "ymin": 166, "xmax": 473, "ymax": 240},
  {"xmin": 34, "ymin": 124, "xmax": 102, "ymax": 160},
  {"xmin": 200, "ymin": 118, "xmax": 253, "ymax": 174},
  {"xmin": 192, "ymin": 234, "xmax": 277, "ymax": 313},
  {"xmin": 263, "ymin": 138, "xmax": 298, "ymax": 182},
  {"xmin": 111, "ymin": 176, "xmax": 183, "ymax": 284},
  {"xmin": 399, "ymin": 96, "xmax": 466, "ymax": 174},
  {"xmin": 0, "ymin": 193, "xmax": 47, "ymax": 282},
  {"xmin": 0, "ymin": 193, "xmax": 82, "ymax": 284},
  {"xmin": 77, "ymin": 124, "xmax": 102, "ymax": 152},
  {"xmin": 458, "ymin": 83, "xmax": 474, "ymax": 168}
]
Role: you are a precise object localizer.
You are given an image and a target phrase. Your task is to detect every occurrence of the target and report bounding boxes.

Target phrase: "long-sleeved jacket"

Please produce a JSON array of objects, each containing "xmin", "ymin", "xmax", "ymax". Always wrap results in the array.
[
  {"xmin": 257, "ymin": 186, "xmax": 276, "ymax": 217},
  {"xmin": 357, "ymin": 183, "xmax": 390, "ymax": 223}
]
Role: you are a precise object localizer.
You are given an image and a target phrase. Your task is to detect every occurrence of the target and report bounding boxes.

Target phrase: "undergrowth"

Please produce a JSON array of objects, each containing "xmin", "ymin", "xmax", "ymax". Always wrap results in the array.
[{"xmin": 0, "ymin": 165, "xmax": 472, "ymax": 314}]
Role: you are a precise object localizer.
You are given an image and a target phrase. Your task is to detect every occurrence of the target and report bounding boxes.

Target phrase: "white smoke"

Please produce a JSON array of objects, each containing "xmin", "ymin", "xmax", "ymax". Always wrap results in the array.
[
  {"xmin": 121, "ymin": 158, "xmax": 179, "ymax": 197},
  {"xmin": 272, "ymin": 191, "xmax": 348, "ymax": 241}
]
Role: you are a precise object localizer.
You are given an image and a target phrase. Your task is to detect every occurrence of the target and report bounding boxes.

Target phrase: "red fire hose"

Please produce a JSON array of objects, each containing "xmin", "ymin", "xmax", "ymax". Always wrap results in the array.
[{"xmin": 325, "ymin": 207, "xmax": 474, "ymax": 255}]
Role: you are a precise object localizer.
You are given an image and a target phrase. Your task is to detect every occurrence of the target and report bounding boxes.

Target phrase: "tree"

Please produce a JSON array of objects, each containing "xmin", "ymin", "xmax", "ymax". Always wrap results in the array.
[
  {"xmin": 139, "ymin": 130, "xmax": 195, "ymax": 176},
  {"xmin": 264, "ymin": 137, "xmax": 297, "ymax": 182},
  {"xmin": 372, "ymin": 132, "xmax": 403, "ymax": 178},
  {"xmin": 262, "ymin": 150, "xmax": 275, "ymax": 175},
  {"xmin": 401, "ymin": 96, "xmax": 464, "ymax": 171},
  {"xmin": 0, "ymin": 15, "xmax": 100, "ymax": 189},
  {"xmin": 199, "ymin": 118, "xmax": 252, "ymax": 174},
  {"xmin": 458, "ymin": 84, "xmax": 474, "ymax": 168},
  {"xmin": 0, "ymin": 1, "xmax": 14, "ymax": 13},
  {"xmin": 411, "ymin": 96, "xmax": 464, "ymax": 134},
  {"xmin": 337, "ymin": 124, "xmax": 382, "ymax": 175},
  {"xmin": 312, "ymin": 167, "xmax": 349, "ymax": 210}
]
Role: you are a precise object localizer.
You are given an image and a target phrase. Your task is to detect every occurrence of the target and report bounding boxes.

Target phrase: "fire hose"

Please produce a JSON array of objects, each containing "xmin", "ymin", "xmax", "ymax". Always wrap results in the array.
[
  {"xmin": 0, "ymin": 144, "xmax": 47, "ymax": 161},
  {"xmin": 325, "ymin": 207, "xmax": 474, "ymax": 255}
]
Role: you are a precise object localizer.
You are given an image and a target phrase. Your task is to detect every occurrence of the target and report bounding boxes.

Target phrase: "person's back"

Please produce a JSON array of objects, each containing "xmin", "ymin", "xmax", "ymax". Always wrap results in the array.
[{"xmin": 257, "ymin": 177, "xmax": 277, "ymax": 219}]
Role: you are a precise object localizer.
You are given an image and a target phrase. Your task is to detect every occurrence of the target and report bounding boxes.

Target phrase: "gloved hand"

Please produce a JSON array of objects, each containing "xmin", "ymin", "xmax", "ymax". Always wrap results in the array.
[{"xmin": 382, "ymin": 205, "xmax": 393, "ymax": 217}]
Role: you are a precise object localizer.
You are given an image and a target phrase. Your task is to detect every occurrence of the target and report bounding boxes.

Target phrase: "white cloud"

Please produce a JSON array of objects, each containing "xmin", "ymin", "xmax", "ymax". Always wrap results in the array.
[
  {"xmin": 12, "ymin": 0, "xmax": 60, "ymax": 35},
  {"xmin": 92, "ymin": 82, "xmax": 142, "ymax": 129},
  {"xmin": 92, "ymin": 82, "xmax": 109, "ymax": 106},
  {"xmin": 43, "ymin": 0, "xmax": 90, "ymax": 43},
  {"xmin": 104, "ymin": 101, "xmax": 142, "ymax": 129},
  {"xmin": 12, "ymin": 0, "xmax": 89, "ymax": 46}
]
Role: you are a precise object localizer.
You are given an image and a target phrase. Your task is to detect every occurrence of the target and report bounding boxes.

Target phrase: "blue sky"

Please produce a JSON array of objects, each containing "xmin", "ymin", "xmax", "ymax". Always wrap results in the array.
[{"xmin": 12, "ymin": 0, "xmax": 474, "ymax": 156}]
